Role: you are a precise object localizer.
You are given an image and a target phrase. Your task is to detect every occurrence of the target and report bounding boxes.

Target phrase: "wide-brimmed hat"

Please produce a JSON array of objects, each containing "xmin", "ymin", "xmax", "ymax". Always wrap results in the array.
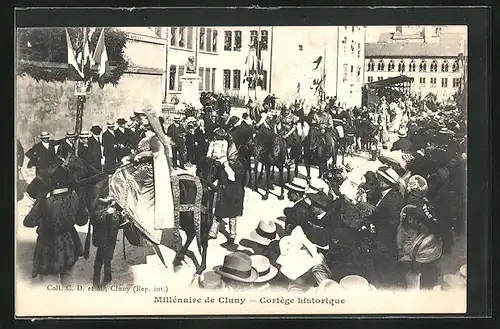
[
  {"xmin": 126, "ymin": 120, "xmax": 135, "ymax": 129},
  {"xmin": 66, "ymin": 131, "xmax": 77, "ymax": 138},
  {"xmin": 407, "ymin": 175, "xmax": 428, "ymax": 197},
  {"xmin": 213, "ymin": 252, "xmax": 258, "ymax": 283},
  {"xmin": 117, "ymin": 118, "xmax": 127, "ymax": 125},
  {"xmin": 376, "ymin": 166, "xmax": 400, "ymax": 186},
  {"xmin": 306, "ymin": 192, "xmax": 330, "ymax": 211},
  {"xmin": 79, "ymin": 131, "xmax": 90, "ymax": 138},
  {"xmin": 214, "ymin": 128, "xmax": 227, "ymax": 137},
  {"xmin": 397, "ymin": 129, "xmax": 408, "ymax": 138},
  {"xmin": 306, "ymin": 177, "xmax": 329, "ymax": 194},
  {"xmin": 39, "ymin": 131, "xmax": 51, "ymax": 139},
  {"xmin": 249, "ymin": 220, "xmax": 278, "ymax": 246},
  {"xmin": 284, "ymin": 177, "xmax": 307, "ymax": 193},
  {"xmin": 250, "ymin": 255, "xmax": 278, "ymax": 283},
  {"xmin": 90, "ymin": 125, "xmax": 102, "ymax": 135},
  {"xmin": 378, "ymin": 155, "xmax": 406, "ymax": 176},
  {"xmin": 199, "ymin": 271, "xmax": 224, "ymax": 289},
  {"xmin": 173, "ymin": 115, "xmax": 182, "ymax": 121},
  {"xmin": 340, "ymin": 275, "xmax": 369, "ymax": 290}
]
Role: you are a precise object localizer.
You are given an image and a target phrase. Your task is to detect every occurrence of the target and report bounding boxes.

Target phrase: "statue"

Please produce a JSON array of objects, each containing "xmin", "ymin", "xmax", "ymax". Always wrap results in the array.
[{"xmin": 185, "ymin": 56, "xmax": 196, "ymax": 74}]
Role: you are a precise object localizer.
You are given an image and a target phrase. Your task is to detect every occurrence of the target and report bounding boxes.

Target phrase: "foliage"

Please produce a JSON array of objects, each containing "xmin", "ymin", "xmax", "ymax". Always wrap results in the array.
[
  {"xmin": 183, "ymin": 102, "xmax": 200, "ymax": 118},
  {"xmin": 228, "ymin": 92, "xmax": 247, "ymax": 108},
  {"xmin": 17, "ymin": 28, "xmax": 129, "ymax": 86}
]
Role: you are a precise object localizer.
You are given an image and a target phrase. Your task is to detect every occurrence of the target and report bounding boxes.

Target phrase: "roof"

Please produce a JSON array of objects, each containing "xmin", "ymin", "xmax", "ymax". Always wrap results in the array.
[
  {"xmin": 364, "ymin": 75, "xmax": 414, "ymax": 89},
  {"xmin": 367, "ymin": 32, "xmax": 465, "ymax": 58}
]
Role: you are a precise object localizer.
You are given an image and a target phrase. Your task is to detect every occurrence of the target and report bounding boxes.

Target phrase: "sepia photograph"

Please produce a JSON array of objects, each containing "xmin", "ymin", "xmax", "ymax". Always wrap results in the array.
[{"xmin": 15, "ymin": 22, "xmax": 469, "ymax": 316}]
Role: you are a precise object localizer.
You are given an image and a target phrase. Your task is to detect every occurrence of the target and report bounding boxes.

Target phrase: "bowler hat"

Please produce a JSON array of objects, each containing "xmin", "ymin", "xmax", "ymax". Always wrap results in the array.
[
  {"xmin": 39, "ymin": 131, "xmax": 51, "ymax": 139},
  {"xmin": 307, "ymin": 192, "xmax": 330, "ymax": 211},
  {"xmin": 250, "ymin": 255, "xmax": 278, "ymax": 283},
  {"xmin": 249, "ymin": 220, "xmax": 278, "ymax": 246},
  {"xmin": 117, "ymin": 118, "xmax": 127, "ymax": 125},
  {"xmin": 90, "ymin": 125, "xmax": 102, "ymax": 135},
  {"xmin": 66, "ymin": 131, "xmax": 77, "ymax": 138},
  {"xmin": 213, "ymin": 252, "xmax": 258, "ymax": 283}
]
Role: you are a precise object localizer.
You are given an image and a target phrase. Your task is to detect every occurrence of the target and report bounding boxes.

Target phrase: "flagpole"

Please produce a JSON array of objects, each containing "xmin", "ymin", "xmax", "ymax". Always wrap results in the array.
[
  {"xmin": 255, "ymin": 26, "xmax": 260, "ymax": 101},
  {"xmin": 75, "ymin": 27, "xmax": 87, "ymax": 135}
]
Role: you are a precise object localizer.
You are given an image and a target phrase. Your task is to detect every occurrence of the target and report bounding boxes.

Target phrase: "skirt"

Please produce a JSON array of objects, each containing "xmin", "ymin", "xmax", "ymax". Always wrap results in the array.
[{"xmin": 215, "ymin": 163, "xmax": 245, "ymax": 218}]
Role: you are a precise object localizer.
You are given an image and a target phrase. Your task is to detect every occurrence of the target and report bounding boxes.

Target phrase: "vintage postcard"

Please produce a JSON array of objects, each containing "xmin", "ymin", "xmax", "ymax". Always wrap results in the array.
[{"xmin": 15, "ymin": 23, "xmax": 468, "ymax": 316}]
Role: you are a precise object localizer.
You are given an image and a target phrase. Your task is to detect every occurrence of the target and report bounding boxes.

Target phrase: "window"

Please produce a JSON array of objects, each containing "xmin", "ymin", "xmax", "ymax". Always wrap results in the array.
[
  {"xmin": 187, "ymin": 27, "xmax": 193, "ymax": 49},
  {"xmin": 351, "ymin": 65, "xmax": 354, "ymax": 73},
  {"xmin": 398, "ymin": 60, "xmax": 405, "ymax": 72},
  {"xmin": 453, "ymin": 78, "xmax": 461, "ymax": 87},
  {"xmin": 367, "ymin": 60, "xmax": 374, "ymax": 71},
  {"xmin": 430, "ymin": 77, "xmax": 437, "ymax": 87},
  {"xmin": 388, "ymin": 60, "xmax": 395, "ymax": 71},
  {"xmin": 430, "ymin": 60, "xmax": 438, "ymax": 72},
  {"xmin": 409, "ymin": 60, "xmax": 416, "ymax": 72},
  {"xmin": 211, "ymin": 69, "xmax": 216, "ymax": 92},
  {"xmin": 441, "ymin": 77, "xmax": 448, "ymax": 88},
  {"xmin": 261, "ymin": 30, "xmax": 268, "ymax": 50},
  {"xmin": 351, "ymin": 41, "xmax": 355, "ymax": 54},
  {"xmin": 206, "ymin": 28, "xmax": 212, "ymax": 53},
  {"xmin": 299, "ymin": 45, "xmax": 303, "ymax": 51},
  {"xmin": 260, "ymin": 70, "xmax": 268, "ymax": 90},
  {"xmin": 377, "ymin": 60, "xmax": 385, "ymax": 71},
  {"xmin": 204, "ymin": 68, "xmax": 211, "ymax": 91},
  {"xmin": 343, "ymin": 37, "xmax": 347, "ymax": 52},
  {"xmin": 198, "ymin": 67, "xmax": 204, "ymax": 91},
  {"xmin": 178, "ymin": 27, "xmax": 185, "ymax": 47},
  {"xmin": 170, "ymin": 27, "xmax": 177, "ymax": 46},
  {"xmin": 223, "ymin": 69, "xmax": 231, "ymax": 89},
  {"xmin": 224, "ymin": 31, "xmax": 232, "ymax": 51},
  {"xmin": 212, "ymin": 29, "xmax": 217, "ymax": 52},
  {"xmin": 233, "ymin": 70, "xmax": 241, "ymax": 90},
  {"xmin": 367, "ymin": 76, "xmax": 374, "ymax": 82},
  {"xmin": 420, "ymin": 77, "xmax": 426, "ymax": 85},
  {"xmin": 419, "ymin": 60, "xmax": 427, "ymax": 72},
  {"xmin": 452, "ymin": 60, "xmax": 459, "ymax": 72},
  {"xmin": 356, "ymin": 67, "xmax": 361, "ymax": 82},
  {"xmin": 357, "ymin": 43, "xmax": 361, "ymax": 58},
  {"xmin": 177, "ymin": 65, "xmax": 184, "ymax": 91},
  {"xmin": 199, "ymin": 28, "xmax": 205, "ymax": 51},
  {"xmin": 250, "ymin": 30, "xmax": 258, "ymax": 50},
  {"xmin": 169, "ymin": 65, "xmax": 177, "ymax": 91},
  {"xmin": 442, "ymin": 60, "xmax": 449, "ymax": 72},
  {"xmin": 378, "ymin": 76, "xmax": 383, "ymax": 81},
  {"xmin": 343, "ymin": 64, "xmax": 348, "ymax": 82},
  {"xmin": 234, "ymin": 31, "xmax": 242, "ymax": 51}
]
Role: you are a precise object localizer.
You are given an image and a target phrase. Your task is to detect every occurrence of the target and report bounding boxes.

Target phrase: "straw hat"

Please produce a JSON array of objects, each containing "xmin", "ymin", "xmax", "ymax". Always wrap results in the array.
[
  {"xmin": 284, "ymin": 177, "xmax": 308, "ymax": 193},
  {"xmin": 397, "ymin": 129, "xmax": 408, "ymax": 138},
  {"xmin": 376, "ymin": 166, "xmax": 400, "ymax": 186},
  {"xmin": 306, "ymin": 177, "xmax": 329, "ymax": 194},
  {"xmin": 199, "ymin": 271, "xmax": 224, "ymax": 289},
  {"xmin": 250, "ymin": 255, "xmax": 278, "ymax": 283},
  {"xmin": 459, "ymin": 264, "xmax": 466, "ymax": 279},
  {"xmin": 39, "ymin": 131, "xmax": 51, "ymax": 139},
  {"xmin": 249, "ymin": 220, "xmax": 279, "ymax": 246},
  {"xmin": 65, "ymin": 131, "xmax": 77, "ymax": 138},
  {"xmin": 213, "ymin": 252, "xmax": 258, "ymax": 283},
  {"xmin": 79, "ymin": 131, "xmax": 90, "ymax": 138},
  {"xmin": 106, "ymin": 120, "xmax": 115, "ymax": 127},
  {"xmin": 339, "ymin": 275, "xmax": 369, "ymax": 290},
  {"xmin": 173, "ymin": 115, "xmax": 182, "ymax": 121},
  {"xmin": 214, "ymin": 128, "xmax": 227, "ymax": 137}
]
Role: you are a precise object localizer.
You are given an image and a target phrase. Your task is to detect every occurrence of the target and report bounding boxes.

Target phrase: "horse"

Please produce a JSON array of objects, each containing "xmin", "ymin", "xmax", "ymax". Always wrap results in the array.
[
  {"xmin": 252, "ymin": 128, "xmax": 287, "ymax": 200},
  {"xmin": 226, "ymin": 116, "xmax": 255, "ymax": 186},
  {"xmin": 302, "ymin": 126, "xmax": 334, "ymax": 182}
]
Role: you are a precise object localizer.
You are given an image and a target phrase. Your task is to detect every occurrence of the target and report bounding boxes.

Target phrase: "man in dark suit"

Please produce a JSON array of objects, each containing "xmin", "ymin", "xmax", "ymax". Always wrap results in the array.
[
  {"xmin": 283, "ymin": 177, "xmax": 312, "ymax": 231},
  {"xmin": 87, "ymin": 125, "xmax": 104, "ymax": 172},
  {"xmin": 299, "ymin": 191, "xmax": 334, "ymax": 255},
  {"xmin": 391, "ymin": 129, "xmax": 413, "ymax": 153},
  {"xmin": 25, "ymin": 131, "xmax": 58, "ymax": 179},
  {"xmin": 167, "ymin": 115, "xmax": 186, "ymax": 169},
  {"xmin": 194, "ymin": 119, "xmax": 209, "ymax": 164},
  {"xmin": 56, "ymin": 131, "xmax": 78, "ymax": 160},
  {"xmin": 102, "ymin": 121, "xmax": 118, "ymax": 173},
  {"xmin": 133, "ymin": 111, "xmax": 146, "ymax": 145},
  {"xmin": 114, "ymin": 118, "xmax": 133, "ymax": 161}
]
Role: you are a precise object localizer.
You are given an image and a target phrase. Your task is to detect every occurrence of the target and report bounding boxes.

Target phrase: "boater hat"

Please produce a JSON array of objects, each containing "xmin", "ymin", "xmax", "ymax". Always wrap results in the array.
[
  {"xmin": 79, "ymin": 131, "xmax": 90, "ymax": 138},
  {"xmin": 173, "ymin": 115, "xmax": 182, "ymax": 121},
  {"xmin": 249, "ymin": 220, "xmax": 278, "ymax": 246},
  {"xmin": 284, "ymin": 177, "xmax": 307, "ymax": 193},
  {"xmin": 250, "ymin": 255, "xmax": 278, "ymax": 283},
  {"xmin": 107, "ymin": 120, "xmax": 115, "ymax": 127},
  {"xmin": 376, "ymin": 166, "xmax": 400, "ymax": 186},
  {"xmin": 66, "ymin": 131, "xmax": 77, "ymax": 138},
  {"xmin": 213, "ymin": 252, "xmax": 258, "ymax": 283},
  {"xmin": 39, "ymin": 131, "xmax": 51, "ymax": 139},
  {"xmin": 398, "ymin": 129, "xmax": 408, "ymax": 138}
]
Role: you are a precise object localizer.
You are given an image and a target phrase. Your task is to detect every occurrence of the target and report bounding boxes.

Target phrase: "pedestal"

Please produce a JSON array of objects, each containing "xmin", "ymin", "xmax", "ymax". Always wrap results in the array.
[{"xmin": 177, "ymin": 73, "xmax": 203, "ymax": 111}]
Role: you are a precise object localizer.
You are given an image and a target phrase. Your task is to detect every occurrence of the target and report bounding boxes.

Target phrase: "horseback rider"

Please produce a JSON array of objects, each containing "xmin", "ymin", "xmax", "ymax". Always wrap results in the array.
[
  {"xmin": 276, "ymin": 105, "xmax": 299, "ymax": 166},
  {"xmin": 206, "ymin": 128, "xmax": 237, "ymax": 182},
  {"xmin": 310, "ymin": 101, "xmax": 338, "ymax": 161},
  {"xmin": 255, "ymin": 104, "xmax": 278, "ymax": 154}
]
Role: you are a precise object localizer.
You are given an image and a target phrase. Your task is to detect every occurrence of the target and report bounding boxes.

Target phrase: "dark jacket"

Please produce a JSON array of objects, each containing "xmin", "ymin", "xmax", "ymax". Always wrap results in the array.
[
  {"xmin": 102, "ymin": 130, "xmax": 118, "ymax": 170},
  {"xmin": 25, "ymin": 141, "xmax": 58, "ymax": 177},
  {"xmin": 167, "ymin": 123, "xmax": 186, "ymax": 147},
  {"xmin": 87, "ymin": 136, "xmax": 103, "ymax": 172},
  {"xmin": 114, "ymin": 127, "xmax": 134, "ymax": 160},
  {"xmin": 368, "ymin": 188, "xmax": 404, "ymax": 250},
  {"xmin": 391, "ymin": 138, "xmax": 412, "ymax": 153},
  {"xmin": 56, "ymin": 139, "xmax": 76, "ymax": 160}
]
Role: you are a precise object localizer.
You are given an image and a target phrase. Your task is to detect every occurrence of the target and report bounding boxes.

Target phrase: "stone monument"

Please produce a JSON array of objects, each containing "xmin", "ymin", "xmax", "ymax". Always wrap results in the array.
[{"xmin": 177, "ymin": 56, "xmax": 203, "ymax": 110}]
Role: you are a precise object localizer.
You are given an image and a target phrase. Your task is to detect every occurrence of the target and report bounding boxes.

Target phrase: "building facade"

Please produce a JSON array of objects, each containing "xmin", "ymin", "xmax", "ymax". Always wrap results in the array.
[
  {"xmin": 119, "ymin": 26, "xmax": 366, "ymax": 108},
  {"xmin": 364, "ymin": 26, "xmax": 467, "ymax": 102}
]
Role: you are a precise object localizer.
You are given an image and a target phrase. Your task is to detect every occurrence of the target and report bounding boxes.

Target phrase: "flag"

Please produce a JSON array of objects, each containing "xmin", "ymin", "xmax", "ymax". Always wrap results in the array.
[
  {"xmin": 92, "ymin": 28, "xmax": 109, "ymax": 78},
  {"xmin": 65, "ymin": 29, "xmax": 84, "ymax": 80},
  {"xmin": 313, "ymin": 56, "xmax": 323, "ymax": 70},
  {"xmin": 82, "ymin": 27, "xmax": 92, "ymax": 79}
]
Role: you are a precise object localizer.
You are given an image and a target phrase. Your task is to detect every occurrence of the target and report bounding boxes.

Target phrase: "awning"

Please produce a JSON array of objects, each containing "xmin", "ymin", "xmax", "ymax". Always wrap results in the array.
[{"xmin": 364, "ymin": 75, "xmax": 414, "ymax": 89}]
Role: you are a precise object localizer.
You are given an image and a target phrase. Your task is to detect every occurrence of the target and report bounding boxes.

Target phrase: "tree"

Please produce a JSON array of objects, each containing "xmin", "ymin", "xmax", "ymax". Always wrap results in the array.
[{"xmin": 17, "ymin": 28, "xmax": 129, "ymax": 86}]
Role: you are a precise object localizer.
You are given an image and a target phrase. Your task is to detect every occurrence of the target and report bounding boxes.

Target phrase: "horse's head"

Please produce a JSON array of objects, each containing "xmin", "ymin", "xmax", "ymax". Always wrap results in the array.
[
  {"xmin": 195, "ymin": 157, "xmax": 220, "ymax": 186},
  {"xmin": 64, "ymin": 153, "xmax": 99, "ymax": 182},
  {"xmin": 226, "ymin": 116, "xmax": 240, "ymax": 130}
]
